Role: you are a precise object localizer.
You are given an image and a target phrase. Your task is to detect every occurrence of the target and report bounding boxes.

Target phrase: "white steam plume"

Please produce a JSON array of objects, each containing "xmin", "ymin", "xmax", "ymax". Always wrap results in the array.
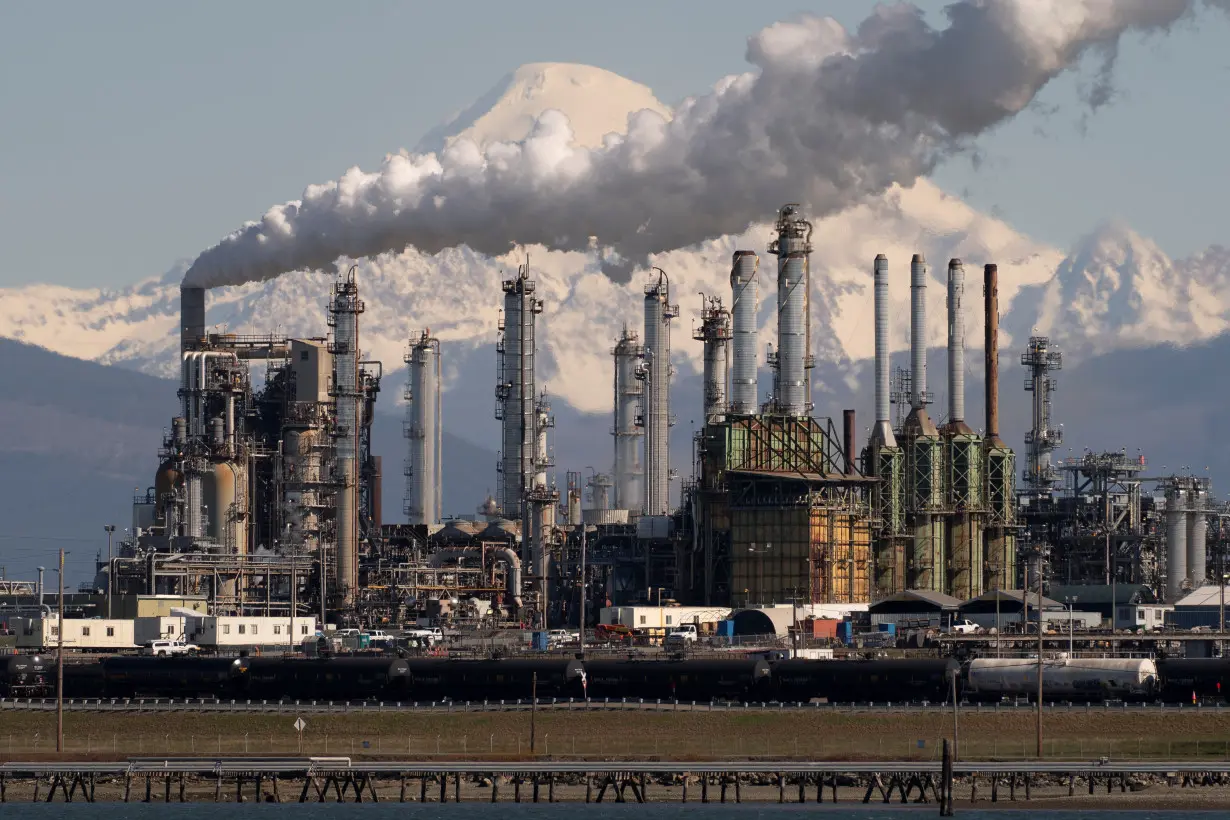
[{"xmin": 184, "ymin": 0, "xmax": 1221, "ymax": 288}]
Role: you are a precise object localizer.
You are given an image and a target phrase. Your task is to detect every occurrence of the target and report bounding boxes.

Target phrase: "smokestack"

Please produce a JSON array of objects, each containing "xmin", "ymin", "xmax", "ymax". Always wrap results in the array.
[
  {"xmin": 947, "ymin": 259, "xmax": 965, "ymax": 424},
  {"xmin": 729, "ymin": 251, "xmax": 759, "ymax": 415},
  {"xmin": 870, "ymin": 254, "xmax": 895, "ymax": 447},
  {"xmin": 984, "ymin": 264, "xmax": 1001, "ymax": 444},
  {"xmin": 910, "ymin": 254, "xmax": 928, "ymax": 410},
  {"xmin": 180, "ymin": 285, "xmax": 206, "ymax": 354},
  {"xmin": 843, "ymin": 409, "xmax": 856, "ymax": 475}
]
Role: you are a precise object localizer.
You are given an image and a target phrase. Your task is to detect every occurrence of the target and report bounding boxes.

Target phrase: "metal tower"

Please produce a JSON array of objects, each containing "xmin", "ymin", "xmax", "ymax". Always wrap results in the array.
[
  {"xmin": 403, "ymin": 330, "xmax": 441, "ymax": 525},
  {"xmin": 495, "ymin": 264, "xmax": 542, "ymax": 519},
  {"xmin": 1021, "ymin": 336, "xmax": 1063, "ymax": 493}
]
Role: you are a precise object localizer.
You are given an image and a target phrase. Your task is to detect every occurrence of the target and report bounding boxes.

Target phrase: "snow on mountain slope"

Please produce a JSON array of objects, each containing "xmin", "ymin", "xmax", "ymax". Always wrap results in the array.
[
  {"xmin": 0, "ymin": 62, "xmax": 1220, "ymax": 418},
  {"xmin": 417, "ymin": 63, "xmax": 670, "ymax": 153}
]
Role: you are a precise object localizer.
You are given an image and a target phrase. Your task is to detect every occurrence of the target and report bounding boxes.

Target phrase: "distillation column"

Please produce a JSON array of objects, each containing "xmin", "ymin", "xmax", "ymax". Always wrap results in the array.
[
  {"xmin": 1022, "ymin": 336, "xmax": 1063, "ymax": 495},
  {"xmin": 496, "ymin": 266, "xmax": 542, "ymax": 520},
  {"xmin": 1166, "ymin": 483, "xmax": 1188, "ymax": 603},
  {"xmin": 528, "ymin": 394, "xmax": 559, "ymax": 620},
  {"xmin": 329, "ymin": 267, "xmax": 365, "ymax": 607},
  {"xmin": 1189, "ymin": 482, "xmax": 1208, "ymax": 588},
  {"xmin": 694, "ymin": 296, "xmax": 731, "ymax": 422},
  {"xmin": 640, "ymin": 270, "xmax": 678, "ymax": 517},
  {"xmin": 611, "ymin": 328, "xmax": 644, "ymax": 512},
  {"xmin": 404, "ymin": 330, "xmax": 442, "ymax": 525},
  {"xmin": 729, "ymin": 251, "xmax": 759, "ymax": 415},
  {"xmin": 868, "ymin": 254, "xmax": 904, "ymax": 595},
  {"xmin": 768, "ymin": 205, "xmax": 814, "ymax": 416},
  {"xmin": 943, "ymin": 259, "xmax": 983, "ymax": 600},
  {"xmin": 903, "ymin": 254, "xmax": 944, "ymax": 592}
]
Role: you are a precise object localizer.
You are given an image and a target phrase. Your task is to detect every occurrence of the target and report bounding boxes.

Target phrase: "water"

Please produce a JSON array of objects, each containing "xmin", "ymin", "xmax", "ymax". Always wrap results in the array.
[{"xmin": 0, "ymin": 807, "xmax": 1218, "ymax": 819}]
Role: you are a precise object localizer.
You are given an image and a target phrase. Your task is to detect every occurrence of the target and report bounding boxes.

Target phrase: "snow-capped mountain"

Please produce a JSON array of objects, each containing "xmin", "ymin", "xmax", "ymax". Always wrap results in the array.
[{"xmin": 0, "ymin": 62, "xmax": 1225, "ymax": 420}]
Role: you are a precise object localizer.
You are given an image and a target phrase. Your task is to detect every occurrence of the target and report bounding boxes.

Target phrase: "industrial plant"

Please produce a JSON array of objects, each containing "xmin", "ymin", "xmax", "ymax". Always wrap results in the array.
[{"xmin": 2, "ymin": 203, "xmax": 1225, "ymax": 653}]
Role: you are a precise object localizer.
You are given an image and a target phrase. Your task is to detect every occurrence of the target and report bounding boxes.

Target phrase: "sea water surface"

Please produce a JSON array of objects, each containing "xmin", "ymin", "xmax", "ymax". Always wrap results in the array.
[{"xmin": 0, "ymin": 807, "xmax": 1218, "ymax": 819}]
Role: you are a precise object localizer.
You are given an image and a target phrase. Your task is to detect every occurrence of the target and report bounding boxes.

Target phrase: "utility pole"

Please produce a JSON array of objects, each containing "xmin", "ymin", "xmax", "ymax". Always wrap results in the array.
[
  {"xmin": 950, "ymin": 668, "xmax": 959, "ymax": 762},
  {"xmin": 578, "ymin": 523, "xmax": 587, "ymax": 653},
  {"xmin": 103, "ymin": 525, "xmax": 116, "ymax": 619},
  {"xmin": 57, "ymin": 548, "xmax": 65, "ymax": 756},
  {"xmin": 1036, "ymin": 551, "xmax": 1044, "ymax": 759},
  {"xmin": 530, "ymin": 671, "xmax": 538, "ymax": 755}
]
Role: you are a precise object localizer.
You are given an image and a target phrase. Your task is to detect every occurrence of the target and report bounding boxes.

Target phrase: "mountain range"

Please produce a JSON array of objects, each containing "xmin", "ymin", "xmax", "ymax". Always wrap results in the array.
[{"xmin": 0, "ymin": 62, "xmax": 1225, "ymax": 582}]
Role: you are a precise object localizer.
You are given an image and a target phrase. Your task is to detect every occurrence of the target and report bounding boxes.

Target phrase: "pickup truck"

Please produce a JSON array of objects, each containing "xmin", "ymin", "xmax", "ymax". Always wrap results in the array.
[
  {"xmin": 664, "ymin": 624, "xmax": 699, "ymax": 647},
  {"xmin": 947, "ymin": 619, "xmax": 980, "ymax": 635},
  {"xmin": 141, "ymin": 639, "xmax": 200, "ymax": 657},
  {"xmin": 402, "ymin": 626, "xmax": 444, "ymax": 646}
]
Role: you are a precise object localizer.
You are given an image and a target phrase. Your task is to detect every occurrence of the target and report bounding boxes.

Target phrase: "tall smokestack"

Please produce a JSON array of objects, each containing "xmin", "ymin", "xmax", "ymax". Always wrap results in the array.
[
  {"xmin": 983, "ymin": 264, "xmax": 1001, "ymax": 444},
  {"xmin": 769, "ymin": 204, "xmax": 813, "ymax": 417},
  {"xmin": 729, "ymin": 251, "xmax": 759, "ymax": 415},
  {"xmin": 870, "ymin": 254, "xmax": 895, "ymax": 447},
  {"xmin": 843, "ymin": 409, "xmax": 856, "ymax": 474},
  {"xmin": 180, "ymin": 285, "xmax": 206, "ymax": 354},
  {"xmin": 947, "ymin": 259, "xmax": 965, "ymax": 424},
  {"xmin": 910, "ymin": 254, "xmax": 928, "ymax": 410}
]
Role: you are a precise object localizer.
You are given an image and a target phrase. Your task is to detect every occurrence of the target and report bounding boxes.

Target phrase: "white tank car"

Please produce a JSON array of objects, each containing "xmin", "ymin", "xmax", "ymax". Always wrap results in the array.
[{"xmin": 966, "ymin": 658, "xmax": 1158, "ymax": 701}]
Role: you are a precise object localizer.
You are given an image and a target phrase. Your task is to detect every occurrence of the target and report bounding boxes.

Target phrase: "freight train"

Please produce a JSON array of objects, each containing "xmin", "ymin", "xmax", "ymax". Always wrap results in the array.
[{"xmin": 5, "ymin": 655, "xmax": 1229, "ymax": 705}]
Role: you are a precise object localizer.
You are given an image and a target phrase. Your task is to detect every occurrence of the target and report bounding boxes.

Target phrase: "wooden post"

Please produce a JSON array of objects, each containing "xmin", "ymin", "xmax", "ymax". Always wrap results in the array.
[
  {"xmin": 584, "ymin": 774, "xmax": 592, "ymax": 803},
  {"xmin": 702, "ymin": 775, "xmax": 708, "ymax": 804},
  {"xmin": 400, "ymin": 776, "xmax": 406, "ymax": 803},
  {"xmin": 778, "ymin": 773, "xmax": 785, "ymax": 803},
  {"xmin": 439, "ymin": 774, "xmax": 447, "ymax": 803},
  {"xmin": 735, "ymin": 773, "xmax": 742, "ymax": 803},
  {"xmin": 455, "ymin": 772, "xmax": 461, "ymax": 803},
  {"xmin": 492, "ymin": 776, "xmax": 500, "ymax": 803},
  {"xmin": 682, "ymin": 775, "xmax": 689, "ymax": 803},
  {"xmin": 548, "ymin": 776, "xmax": 555, "ymax": 803}
]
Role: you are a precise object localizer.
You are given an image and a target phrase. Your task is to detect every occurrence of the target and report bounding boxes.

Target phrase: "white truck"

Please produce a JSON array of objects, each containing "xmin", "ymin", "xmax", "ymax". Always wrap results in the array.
[
  {"xmin": 141, "ymin": 638, "xmax": 200, "ymax": 657},
  {"xmin": 402, "ymin": 626, "xmax": 444, "ymax": 646},
  {"xmin": 947, "ymin": 619, "xmax": 980, "ymax": 635},
  {"xmin": 665, "ymin": 623, "xmax": 699, "ymax": 648}
]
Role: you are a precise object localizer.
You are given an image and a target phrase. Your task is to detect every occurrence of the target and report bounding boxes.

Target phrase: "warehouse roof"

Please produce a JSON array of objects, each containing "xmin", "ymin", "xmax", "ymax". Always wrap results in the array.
[
  {"xmin": 869, "ymin": 590, "xmax": 962, "ymax": 612},
  {"xmin": 1174, "ymin": 586, "xmax": 1230, "ymax": 608},
  {"xmin": 1049, "ymin": 584, "xmax": 1157, "ymax": 606},
  {"xmin": 961, "ymin": 589, "xmax": 1063, "ymax": 611}
]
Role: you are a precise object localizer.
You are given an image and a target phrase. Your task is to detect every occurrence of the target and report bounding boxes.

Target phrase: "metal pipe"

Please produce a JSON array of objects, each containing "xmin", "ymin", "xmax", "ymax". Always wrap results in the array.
[
  {"xmin": 984, "ymin": 264, "xmax": 1000, "ymax": 442},
  {"xmin": 947, "ymin": 259, "xmax": 965, "ymax": 423},
  {"xmin": 910, "ymin": 254, "xmax": 928, "ymax": 410},
  {"xmin": 729, "ymin": 251, "xmax": 759, "ymax": 415},
  {"xmin": 843, "ymin": 409, "xmax": 856, "ymax": 474},
  {"xmin": 427, "ymin": 546, "xmax": 523, "ymax": 610}
]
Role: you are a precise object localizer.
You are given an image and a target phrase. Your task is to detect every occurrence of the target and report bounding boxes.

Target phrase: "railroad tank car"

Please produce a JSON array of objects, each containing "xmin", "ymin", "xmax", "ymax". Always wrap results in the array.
[
  {"xmin": 770, "ymin": 658, "xmax": 957, "ymax": 703},
  {"xmin": 245, "ymin": 657, "xmax": 409, "ymax": 701},
  {"xmin": 0, "ymin": 654, "xmax": 53, "ymax": 697},
  {"xmin": 100, "ymin": 656, "xmax": 249, "ymax": 699},
  {"xmin": 402, "ymin": 659, "xmax": 586, "ymax": 701},
  {"xmin": 583, "ymin": 658, "xmax": 771, "ymax": 702},
  {"xmin": 61, "ymin": 660, "xmax": 105, "ymax": 698},
  {"xmin": 964, "ymin": 657, "xmax": 1157, "ymax": 702},
  {"xmin": 1156, "ymin": 658, "xmax": 1230, "ymax": 702}
]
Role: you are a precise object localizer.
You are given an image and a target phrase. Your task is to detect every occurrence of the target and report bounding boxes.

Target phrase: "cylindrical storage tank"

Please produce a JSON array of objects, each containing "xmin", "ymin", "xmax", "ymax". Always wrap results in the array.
[
  {"xmin": 172, "ymin": 417, "xmax": 188, "ymax": 446},
  {"xmin": 1167, "ymin": 487, "xmax": 1188, "ymax": 602},
  {"xmin": 567, "ymin": 492, "xmax": 582, "ymax": 527},
  {"xmin": 1188, "ymin": 491, "xmax": 1207, "ymax": 589},
  {"xmin": 582, "ymin": 508, "xmax": 630, "ymax": 526},
  {"xmin": 204, "ymin": 461, "xmax": 246, "ymax": 554},
  {"xmin": 729, "ymin": 251, "xmax": 759, "ymax": 415},
  {"xmin": 209, "ymin": 417, "xmax": 225, "ymax": 448}
]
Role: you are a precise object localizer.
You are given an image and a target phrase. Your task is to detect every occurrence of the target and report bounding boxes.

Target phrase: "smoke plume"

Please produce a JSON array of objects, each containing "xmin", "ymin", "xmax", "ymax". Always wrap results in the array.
[{"xmin": 184, "ymin": 0, "xmax": 1221, "ymax": 289}]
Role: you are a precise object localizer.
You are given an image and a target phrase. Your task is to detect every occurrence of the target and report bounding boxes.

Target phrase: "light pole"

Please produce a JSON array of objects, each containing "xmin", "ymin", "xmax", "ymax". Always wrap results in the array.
[
  {"xmin": 56, "ymin": 548, "xmax": 65, "ymax": 756},
  {"xmin": 103, "ymin": 525, "xmax": 116, "ymax": 619}
]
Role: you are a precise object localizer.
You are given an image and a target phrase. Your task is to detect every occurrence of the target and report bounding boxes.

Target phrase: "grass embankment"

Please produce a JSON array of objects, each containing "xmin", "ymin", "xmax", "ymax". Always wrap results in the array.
[{"xmin": 3, "ymin": 708, "xmax": 1229, "ymax": 761}]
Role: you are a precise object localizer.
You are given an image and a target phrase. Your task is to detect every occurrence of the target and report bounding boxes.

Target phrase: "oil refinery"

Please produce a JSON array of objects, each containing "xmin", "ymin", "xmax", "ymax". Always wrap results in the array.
[{"xmin": 1, "ymin": 202, "xmax": 1225, "ymax": 643}]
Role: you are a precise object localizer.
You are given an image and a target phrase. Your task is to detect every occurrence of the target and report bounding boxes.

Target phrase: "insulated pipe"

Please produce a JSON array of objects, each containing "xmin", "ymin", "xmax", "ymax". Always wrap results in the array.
[
  {"xmin": 947, "ymin": 259, "xmax": 965, "ymax": 424},
  {"xmin": 984, "ymin": 264, "xmax": 1001, "ymax": 442},
  {"xmin": 729, "ymin": 251, "xmax": 759, "ymax": 415},
  {"xmin": 870, "ymin": 255, "xmax": 895, "ymax": 447},
  {"xmin": 427, "ymin": 546, "xmax": 523, "ymax": 609},
  {"xmin": 910, "ymin": 254, "xmax": 928, "ymax": 410}
]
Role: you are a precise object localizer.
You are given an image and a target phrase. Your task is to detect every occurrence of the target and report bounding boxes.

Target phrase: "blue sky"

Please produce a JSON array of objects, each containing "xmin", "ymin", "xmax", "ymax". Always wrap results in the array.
[{"xmin": 1, "ymin": 1, "xmax": 1227, "ymax": 290}]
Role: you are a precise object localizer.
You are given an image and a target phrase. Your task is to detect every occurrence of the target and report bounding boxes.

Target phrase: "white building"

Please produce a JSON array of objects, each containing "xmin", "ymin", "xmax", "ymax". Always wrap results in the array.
[
  {"xmin": 185, "ymin": 615, "xmax": 317, "ymax": 648},
  {"xmin": 600, "ymin": 606, "xmax": 732, "ymax": 630},
  {"xmin": 13, "ymin": 617, "xmax": 136, "ymax": 651}
]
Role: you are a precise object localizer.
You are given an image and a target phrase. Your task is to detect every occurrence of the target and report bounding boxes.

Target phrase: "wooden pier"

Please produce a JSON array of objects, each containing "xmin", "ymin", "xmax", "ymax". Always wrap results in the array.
[{"xmin": 1, "ymin": 753, "xmax": 1226, "ymax": 809}]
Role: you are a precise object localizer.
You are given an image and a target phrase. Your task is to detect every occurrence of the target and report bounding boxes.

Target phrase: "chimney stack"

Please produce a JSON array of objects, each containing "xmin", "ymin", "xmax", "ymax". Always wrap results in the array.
[
  {"xmin": 910, "ymin": 254, "xmax": 928, "ymax": 410},
  {"xmin": 984, "ymin": 264, "xmax": 1001, "ymax": 444},
  {"xmin": 947, "ymin": 259, "xmax": 965, "ymax": 425},
  {"xmin": 180, "ymin": 285, "xmax": 206, "ymax": 355},
  {"xmin": 843, "ymin": 409, "xmax": 857, "ymax": 474},
  {"xmin": 869, "ymin": 254, "xmax": 896, "ymax": 447}
]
